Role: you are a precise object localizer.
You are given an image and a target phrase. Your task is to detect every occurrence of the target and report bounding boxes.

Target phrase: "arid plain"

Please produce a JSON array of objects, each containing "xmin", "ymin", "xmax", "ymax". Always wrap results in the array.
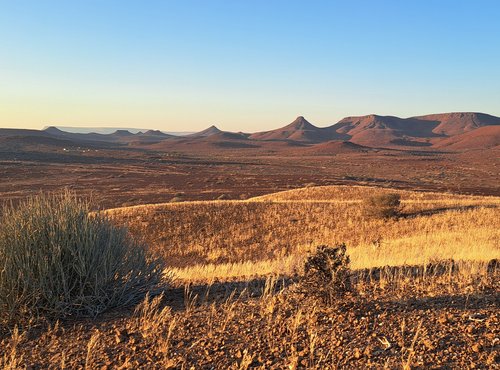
[
  {"xmin": 1, "ymin": 113, "xmax": 499, "ymax": 208},
  {"xmin": 1, "ymin": 112, "xmax": 499, "ymax": 369}
]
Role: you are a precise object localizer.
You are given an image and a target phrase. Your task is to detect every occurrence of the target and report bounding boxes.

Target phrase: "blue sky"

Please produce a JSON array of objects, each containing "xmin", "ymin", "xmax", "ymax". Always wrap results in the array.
[{"xmin": 1, "ymin": 0, "xmax": 499, "ymax": 131}]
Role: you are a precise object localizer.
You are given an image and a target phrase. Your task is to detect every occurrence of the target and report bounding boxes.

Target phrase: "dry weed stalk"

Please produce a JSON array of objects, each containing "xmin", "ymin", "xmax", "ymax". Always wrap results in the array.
[
  {"xmin": 158, "ymin": 318, "xmax": 178, "ymax": 360},
  {"xmin": 220, "ymin": 290, "xmax": 238, "ymax": 332},
  {"xmin": 84, "ymin": 330, "xmax": 100, "ymax": 370},
  {"xmin": 183, "ymin": 284, "xmax": 198, "ymax": 313},
  {"xmin": 402, "ymin": 320, "xmax": 423, "ymax": 370},
  {"xmin": 238, "ymin": 349, "xmax": 254, "ymax": 370},
  {"xmin": 0, "ymin": 326, "xmax": 25, "ymax": 370},
  {"xmin": 133, "ymin": 293, "xmax": 172, "ymax": 336}
]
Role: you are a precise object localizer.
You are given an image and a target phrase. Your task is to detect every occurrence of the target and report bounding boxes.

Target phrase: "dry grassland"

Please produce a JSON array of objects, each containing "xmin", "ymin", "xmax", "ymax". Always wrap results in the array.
[
  {"xmin": 108, "ymin": 185, "xmax": 499, "ymax": 283},
  {"xmin": 3, "ymin": 185, "xmax": 499, "ymax": 369}
]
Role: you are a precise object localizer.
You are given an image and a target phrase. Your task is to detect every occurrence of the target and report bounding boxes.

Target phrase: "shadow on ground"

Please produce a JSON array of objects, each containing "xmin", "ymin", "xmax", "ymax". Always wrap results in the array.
[
  {"xmin": 161, "ymin": 259, "xmax": 498, "ymax": 312},
  {"xmin": 401, "ymin": 204, "xmax": 498, "ymax": 219}
]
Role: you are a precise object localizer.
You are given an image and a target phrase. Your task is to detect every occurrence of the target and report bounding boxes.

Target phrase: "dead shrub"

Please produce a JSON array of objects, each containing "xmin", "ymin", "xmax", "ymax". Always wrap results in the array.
[{"xmin": 299, "ymin": 244, "xmax": 351, "ymax": 304}]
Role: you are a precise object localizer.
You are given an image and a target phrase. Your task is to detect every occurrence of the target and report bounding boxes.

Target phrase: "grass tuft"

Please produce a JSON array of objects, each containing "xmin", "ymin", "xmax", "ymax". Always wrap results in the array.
[{"xmin": 0, "ymin": 191, "xmax": 165, "ymax": 326}]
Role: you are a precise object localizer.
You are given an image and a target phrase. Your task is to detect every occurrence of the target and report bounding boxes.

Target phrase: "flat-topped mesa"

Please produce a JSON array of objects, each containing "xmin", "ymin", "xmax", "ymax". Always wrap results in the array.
[
  {"xmin": 412, "ymin": 112, "xmax": 500, "ymax": 136},
  {"xmin": 143, "ymin": 129, "xmax": 169, "ymax": 136},
  {"xmin": 112, "ymin": 129, "xmax": 134, "ymax": 136}
]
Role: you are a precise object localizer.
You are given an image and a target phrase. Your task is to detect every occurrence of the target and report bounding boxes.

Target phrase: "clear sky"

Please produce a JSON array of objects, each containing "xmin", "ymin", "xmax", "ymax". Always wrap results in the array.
[{"xmin": 1, "ymin": 0, "xmax": 499, "ymax": 132}]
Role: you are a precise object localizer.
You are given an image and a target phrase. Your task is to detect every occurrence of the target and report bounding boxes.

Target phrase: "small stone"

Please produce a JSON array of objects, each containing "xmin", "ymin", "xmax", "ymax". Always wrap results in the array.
[
  {"xmin": 423, "ymin": 339, "xmax": 435, "ymax": 350},
  {"xmin": 487, "ymin": 352, "xmax": 498, "ymax": 365},
  {"xmin": 354, "ymin": 348, "xmax": 362, "ymax": 359},
  {"xmin": 472, "ymin": 343, "xmax": 482, "ymax": 353},
  {"xmin": 115, "ymin": 329, "xmax": 129, "ymax": 344},
  {"xmin": 438, "ymin": 315, "xmax": 448, "ymax": 324}
]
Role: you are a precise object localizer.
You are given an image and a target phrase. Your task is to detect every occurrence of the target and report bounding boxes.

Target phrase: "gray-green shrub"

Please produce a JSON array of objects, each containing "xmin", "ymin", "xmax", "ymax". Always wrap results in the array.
[{"xmin": 0, "ymin": 192, "xmax": 164, "ymax": 325}]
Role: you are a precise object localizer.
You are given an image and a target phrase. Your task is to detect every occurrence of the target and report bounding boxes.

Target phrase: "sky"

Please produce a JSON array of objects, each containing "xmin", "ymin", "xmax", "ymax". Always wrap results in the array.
[{"xmin": 1, "ymin": 0, "xmax": 499, "ymax": 132}]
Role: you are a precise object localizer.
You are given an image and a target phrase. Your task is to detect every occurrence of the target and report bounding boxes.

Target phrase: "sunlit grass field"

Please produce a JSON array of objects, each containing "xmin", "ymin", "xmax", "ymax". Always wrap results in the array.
[{"xmin": 107, "ymin": 185, "xmax": 500, "ymax": 283}]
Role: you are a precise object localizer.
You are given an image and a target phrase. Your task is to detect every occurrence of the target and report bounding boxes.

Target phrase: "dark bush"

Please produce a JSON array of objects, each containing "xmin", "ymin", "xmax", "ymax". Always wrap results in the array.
[
  {"xmin": 0, "ymin": 191, "xmax": 165, "ymax": 326},
  {"xmin": 363, "ymin": 193, "xmax": 401, "ymax": 219},
  {"xmin": 300, "ymin": 244, "xmax": 351, "ymax": 304}
]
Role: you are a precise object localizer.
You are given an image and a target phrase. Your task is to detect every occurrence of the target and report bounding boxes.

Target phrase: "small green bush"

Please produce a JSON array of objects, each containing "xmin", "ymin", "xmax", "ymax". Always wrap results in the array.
[
  {"xmin": 363, "ymin": 193, "xmax": 401, "ymax": 219},
  {"xmin": 300, "ymin": 244, "xmax": 351, "ymax": 304},
  {"xmin": 0, "ymin": 191, "xmax": 164, "ymax": 325}
]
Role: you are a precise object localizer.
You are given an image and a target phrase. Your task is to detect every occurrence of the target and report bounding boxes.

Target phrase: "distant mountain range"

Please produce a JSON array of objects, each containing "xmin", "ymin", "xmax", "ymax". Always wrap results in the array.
[
  {"xmin": 42, "ymin": 126, "xmax": 193, "ymax": 136},
  {"xmin": 2, "ymin": 112, "xmax": 500, "ymax": 153}
]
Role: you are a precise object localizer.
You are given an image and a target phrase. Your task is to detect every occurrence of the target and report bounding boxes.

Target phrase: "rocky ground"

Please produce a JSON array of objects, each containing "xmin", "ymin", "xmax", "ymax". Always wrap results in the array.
[{"xmin": 2, "ymin": 271, "xmax": 498, "ymax": 369}]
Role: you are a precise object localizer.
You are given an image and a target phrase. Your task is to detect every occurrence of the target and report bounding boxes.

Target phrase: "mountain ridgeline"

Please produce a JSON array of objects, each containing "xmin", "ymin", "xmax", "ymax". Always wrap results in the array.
[{"xmin": 2, "ymin": 112, "xmax": 500, "ymax": 153}]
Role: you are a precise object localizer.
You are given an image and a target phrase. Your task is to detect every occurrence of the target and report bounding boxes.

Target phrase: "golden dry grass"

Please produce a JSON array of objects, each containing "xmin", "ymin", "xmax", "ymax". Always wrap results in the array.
[
  {"xmin": 107, "ymin": 185, "xmax": 500, "ymax": 283},
  {"xmin": 5, "ymin": 185, "xmax": 499, "ymax": 369}
]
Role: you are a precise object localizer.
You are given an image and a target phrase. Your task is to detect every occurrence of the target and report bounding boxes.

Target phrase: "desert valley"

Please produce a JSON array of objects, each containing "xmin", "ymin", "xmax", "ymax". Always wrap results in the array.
[
  {"xmin": 1, "ymin": 1, "xmax": 499, "ymax": 368},
  {"xmin": 1, "ymin": 111, "xmax": 499, "ymax": 368}
]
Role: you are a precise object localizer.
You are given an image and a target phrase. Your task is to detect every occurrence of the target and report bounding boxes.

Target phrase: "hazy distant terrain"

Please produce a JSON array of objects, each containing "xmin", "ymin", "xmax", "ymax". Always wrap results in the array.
[{"xmin": 43, "ymin": 126, "xmax": 193, "ymax": 136}]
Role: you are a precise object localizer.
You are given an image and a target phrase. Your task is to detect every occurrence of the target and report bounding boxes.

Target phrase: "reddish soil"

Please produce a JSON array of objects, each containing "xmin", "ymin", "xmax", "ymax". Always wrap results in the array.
[
  {"xmin": 0, "ymin": 142, "xmax": 498, "ymax": 209},
  {"xmin": 2, "ymin": 272, "xmax": 498, "ymax": 369}
]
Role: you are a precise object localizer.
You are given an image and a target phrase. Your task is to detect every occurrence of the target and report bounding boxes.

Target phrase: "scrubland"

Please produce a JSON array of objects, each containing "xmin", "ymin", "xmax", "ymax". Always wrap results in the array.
[
  {"xmin": 1, "ymin": 185, "xmax": 499, "ymax": 369},
  {"xmin": 109, "ymin": 186, "xmax": 499, "ymax": 283}
]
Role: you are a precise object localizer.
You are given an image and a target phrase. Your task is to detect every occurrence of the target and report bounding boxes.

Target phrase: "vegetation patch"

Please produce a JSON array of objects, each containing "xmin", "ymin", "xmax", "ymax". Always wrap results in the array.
[
  {"xmin": 0, "ymin": 192, "xmax": 165, "ymax": 326},
  {"xmin": 300, "ymin": 244, "xmax": 352, "ymax": 304},
  {"xmin": 363, "ymin": 193, "xmax": 402, "ymax": 219}
]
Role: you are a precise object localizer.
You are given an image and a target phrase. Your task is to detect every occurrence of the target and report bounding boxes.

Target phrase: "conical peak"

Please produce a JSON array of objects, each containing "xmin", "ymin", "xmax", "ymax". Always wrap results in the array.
[
  {"xmin": 192, "ymin": 124, "xmax": 223, "ymax": 137},
  {"xmin": 43, "ymin": 126, "xmax": 64, "ymax": 133},
  {"xmin": 288, "ymin": 116, "xmax": 315, "ymax": 130},
  {"xmin": 203, "ymin": 125, "xmax": 221, "ymax": 133}
]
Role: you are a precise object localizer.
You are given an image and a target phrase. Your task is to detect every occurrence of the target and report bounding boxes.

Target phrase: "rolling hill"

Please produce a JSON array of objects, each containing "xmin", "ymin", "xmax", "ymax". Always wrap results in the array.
[
  {"xmin": 332, "ymin": 114, "xmax": 440, "ymax": 147},
  {"xmin": 433, "ymin": 125, "xmax": 500, "ymax": 150},
  {"xmin": 303, "ymin": 141, "xmax": 372, "ymax": 155}
]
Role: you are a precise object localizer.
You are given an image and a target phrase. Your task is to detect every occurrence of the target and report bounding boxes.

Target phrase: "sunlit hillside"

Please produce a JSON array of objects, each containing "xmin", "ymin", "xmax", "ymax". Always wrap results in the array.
[{"xmin": 108, "ymin": 185, "xmax": 500, "ymax": 283}]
